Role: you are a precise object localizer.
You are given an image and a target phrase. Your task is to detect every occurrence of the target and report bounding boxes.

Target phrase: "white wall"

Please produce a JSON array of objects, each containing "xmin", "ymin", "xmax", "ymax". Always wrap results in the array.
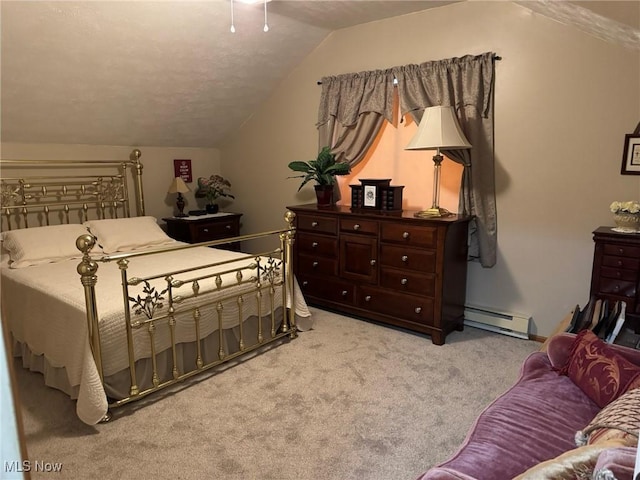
[
  {"xmin": 0, "ymin": 143, "xmax": 223, "ymax": 221},
  {"xmin": 220, "ymin": 1, "xmax": 640, "ymax": 337}
]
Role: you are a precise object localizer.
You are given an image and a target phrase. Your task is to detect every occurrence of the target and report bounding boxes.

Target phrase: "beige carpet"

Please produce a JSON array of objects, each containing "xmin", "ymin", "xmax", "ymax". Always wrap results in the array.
[{"xmin": 15, "ymin": 307, "xmax": 539, "ymax": 480}]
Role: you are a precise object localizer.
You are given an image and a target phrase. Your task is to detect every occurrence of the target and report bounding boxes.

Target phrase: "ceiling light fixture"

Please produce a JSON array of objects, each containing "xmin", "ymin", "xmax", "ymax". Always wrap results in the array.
[{"xmin": 230, "ymin": 0, "xmax": 270, "ymax": 33}]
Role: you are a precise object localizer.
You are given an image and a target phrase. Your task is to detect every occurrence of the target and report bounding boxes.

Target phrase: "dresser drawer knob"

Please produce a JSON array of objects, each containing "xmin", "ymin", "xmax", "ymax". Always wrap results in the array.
[
  {"xmin": 312, "ymin": 261, "xmax": 319, "ymax": 268},
  {"xmin": 203, "ymin": 228, "xmax": 209, "ymax": 233},
  {"xmin": 365, "ymin": 295, "xmax": 371, "ymax": 302},
  {"xmin": 618, "ymin": 248, "xmax": 624, "ymax": 254},
  {"xmin": 302, "ymin": 281, "xmax": 308, "ymax": 287},
  {"xmin": 402, "ymin": 231, "xmax": 410, "ymax": 239},
  {"xmin": 616, "ymin": 272, "xmax": 621, "ymax": 278},
  {"xmin": 312, "ymin": 242, "xmax": 318, "ymax": 248},
  {"xmin": 414, "ymin": 307, "xmax": 422, "ymax": 314},
  {"xmin": 401, "ymin": 255, "xmax": 408, "ymax": 262},
  {"xmin": 617, "ymin": 260, "xmax": 623, "ymax": 266},
  {"xmin": 354, "ymin": 224, "xmax": 360, "ymax": 230},
  {"xmin": 614, "ymin": 285, "xmax": 620, "ymax": 291},
  {"xmin": 401, "ymin": 278, "xmax": 408, "ymax": 285},
  {"xmin": 341, "ymin": 290, "xmax": 348, "ymax": 296},
  {"xmin": 311, "ymin": 221, "xmax": 318, "ymax": 227},
  {"xmin": 370, "ymin": 259, "xmax": 376, "ymax": 266},
  {"xmin": 226, "ymin": 225, "xmax": 231, "ymax": 229}
]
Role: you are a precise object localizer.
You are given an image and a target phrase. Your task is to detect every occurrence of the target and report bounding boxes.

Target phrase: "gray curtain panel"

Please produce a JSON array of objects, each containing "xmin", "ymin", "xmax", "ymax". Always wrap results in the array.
[{"xmin": 316, "ymin": 52, "xmax": 497, "ymax": 267}]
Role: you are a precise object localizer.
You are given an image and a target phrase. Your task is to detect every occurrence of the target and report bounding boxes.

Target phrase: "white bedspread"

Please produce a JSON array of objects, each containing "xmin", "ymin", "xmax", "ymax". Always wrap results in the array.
[{"xmin": 2, "ymin": 244, "xmax": 311, "ymax": 425}]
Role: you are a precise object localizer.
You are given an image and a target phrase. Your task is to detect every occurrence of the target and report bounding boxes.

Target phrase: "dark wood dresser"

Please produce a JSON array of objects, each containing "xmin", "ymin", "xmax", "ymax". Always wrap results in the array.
[
  {"xmin": 287, "ymin": 204, "xmax": 472, "ymax": 345},
  {"xmin": 590, "ymin": 227, "xmax": 640, "ymax": 329},
  {"xmin": 163, "ymin": 213, "xmax": 242, "ymax": 251}
]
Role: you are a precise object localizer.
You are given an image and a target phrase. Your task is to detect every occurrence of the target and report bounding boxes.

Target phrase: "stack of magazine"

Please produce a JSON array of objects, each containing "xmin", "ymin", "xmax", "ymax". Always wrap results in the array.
[{"xmin": 566, "ymin": 297, "xmax": 631, "ymax": 345}]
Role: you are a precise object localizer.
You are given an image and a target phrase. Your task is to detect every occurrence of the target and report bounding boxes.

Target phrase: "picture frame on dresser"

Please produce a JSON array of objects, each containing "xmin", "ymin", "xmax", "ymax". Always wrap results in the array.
[{"xmin": 621, "ymin": 134, "xmax": 640, "ymax": 175}]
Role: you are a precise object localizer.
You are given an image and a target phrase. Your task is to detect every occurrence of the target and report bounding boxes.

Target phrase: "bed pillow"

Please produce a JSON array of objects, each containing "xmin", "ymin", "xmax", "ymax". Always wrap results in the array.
[
  {"xmin": 84, "ymin": 216, "xmax": 175, "ymax": 253},
  {"xmin": 575, "ymin": 387, "xmax": 640, "ymax": 447},
  {"xmin": 2, "ymin": 224, "xmax": 90, "ymax": 269},
  {"xmin": 558, "ymin": 330, "xmax": 640, "ymax": 407}
]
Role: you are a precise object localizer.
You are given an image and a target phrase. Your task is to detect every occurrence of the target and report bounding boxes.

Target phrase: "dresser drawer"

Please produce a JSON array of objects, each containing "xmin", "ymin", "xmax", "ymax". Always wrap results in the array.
[
  {"xmin": 380, "ymin": 223, "xmax": 438, "ymax": 248},
  {"xmin": 600, "ymin": 266, "xmax": 639, "ymax": 282},
  {"xmin": 297, "ymin": 232, "xmax": 338, "ymax": 257},
  {"xmin": 380, "ymin": 244, "xmax": 436, "ymax": 273},
  {"xmin": 297, "ymin": 214, "xmax": 337, "ymax": 235},
  {"xmin": 602, "ymin": 255, "xmax": 640, "ymax": 271},
  {"xmin": 193, "ymin": 220, "xmax": 238, "ymax": 242},
  {"xmin": 340, "ymin": 218, "xmax": 378, "ymax": 235},
  {"xmin": 298, "ymin": 254, "xmax": 338, "ymax": 276},
  {"xmin": 604, "ymin": 244, "xmax": 640, "ymax": 258},
  {"xmin": 358, "ymin": 286, "xmax": 434, "ymax": 326},
  {"xmin": 379, "ymin": 268, "xmax": 436, "ymax": 296},
  {"xmin": 297, "ymin": 274, "xmax": 355, "ymax": 304},
  {"xmin": 598, "ymin": 278, "xmax": 637, "ymax": 298}
]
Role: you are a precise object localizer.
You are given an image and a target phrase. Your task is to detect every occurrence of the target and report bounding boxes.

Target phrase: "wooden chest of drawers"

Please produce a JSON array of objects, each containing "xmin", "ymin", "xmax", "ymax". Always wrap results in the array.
[
  {"xmin": 590, "ymin": 227, "xmax": 640, "ymax": 329},
  {"xmin": 287, "ymin": 204, "xmax": 472, "ymax": 345},
  {"xmin": 163, "ymin": 213, "xmax": 242, "ymax": 251}
]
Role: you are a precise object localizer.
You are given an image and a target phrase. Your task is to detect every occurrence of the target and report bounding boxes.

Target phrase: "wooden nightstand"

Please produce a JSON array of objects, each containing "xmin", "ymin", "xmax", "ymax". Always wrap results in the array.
[{"xmin": 162, "ymin": 213, "xmax": 243, "ymax": 251}]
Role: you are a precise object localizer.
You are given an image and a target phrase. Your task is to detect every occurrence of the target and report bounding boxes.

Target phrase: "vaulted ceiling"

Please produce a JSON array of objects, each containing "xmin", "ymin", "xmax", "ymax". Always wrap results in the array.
[{"xmin": 1, "ymin": 1, "xmax": 638, "ymax": 149}]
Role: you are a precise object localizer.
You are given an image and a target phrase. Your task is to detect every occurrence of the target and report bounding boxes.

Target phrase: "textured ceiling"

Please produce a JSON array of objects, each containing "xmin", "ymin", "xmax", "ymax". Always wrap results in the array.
[{"xmin": 1, "ymin": 1, "xmax": 637, "ymax": 149}]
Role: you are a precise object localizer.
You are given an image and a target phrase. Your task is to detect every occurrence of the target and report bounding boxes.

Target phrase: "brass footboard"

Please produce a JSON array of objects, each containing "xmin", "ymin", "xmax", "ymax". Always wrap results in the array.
[{"xmin": 76, "ymin": 212, "xmax": 297, "ymax": 421}]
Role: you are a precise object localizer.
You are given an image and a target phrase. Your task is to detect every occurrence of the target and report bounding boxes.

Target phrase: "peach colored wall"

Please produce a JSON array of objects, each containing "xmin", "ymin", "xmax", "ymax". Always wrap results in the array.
[{"xmin": 221, "ymin": 1, "xmax": 640, "ymax": 337}]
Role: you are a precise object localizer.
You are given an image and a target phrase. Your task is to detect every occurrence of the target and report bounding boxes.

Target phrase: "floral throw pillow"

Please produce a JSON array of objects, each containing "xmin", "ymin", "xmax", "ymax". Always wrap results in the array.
[{"xmin": 559, "ymin": 330, "xmax": 640, "ymax": 408}]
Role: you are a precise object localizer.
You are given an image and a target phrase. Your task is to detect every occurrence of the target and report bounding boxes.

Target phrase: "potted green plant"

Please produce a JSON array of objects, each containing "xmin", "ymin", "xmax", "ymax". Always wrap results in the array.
[
  {"xmin": 195, "ymin": 174, "xmax": 235, "ymax": 214},
  {"xmin": 287, "ymin": 147, "xmax": 351, "ymax": 207}
]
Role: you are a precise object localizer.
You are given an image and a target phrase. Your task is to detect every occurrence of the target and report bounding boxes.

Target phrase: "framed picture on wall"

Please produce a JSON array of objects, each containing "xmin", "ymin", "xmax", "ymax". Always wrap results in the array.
[{"xmin": 621, "ymin": 134, "xmax": 640, "ymax": 175}]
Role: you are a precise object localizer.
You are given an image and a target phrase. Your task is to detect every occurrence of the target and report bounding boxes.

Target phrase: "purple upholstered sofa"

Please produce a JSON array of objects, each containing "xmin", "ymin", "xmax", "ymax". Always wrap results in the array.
[{"xmin": 417, "ymin": 333, "xmax": 640, "ymax": 480}]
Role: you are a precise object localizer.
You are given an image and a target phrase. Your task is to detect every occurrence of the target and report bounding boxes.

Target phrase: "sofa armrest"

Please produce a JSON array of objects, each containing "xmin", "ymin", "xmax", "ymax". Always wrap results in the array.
[{"xmin": 547, "ymin": 333, "xmax": 640, "ymax": 370}]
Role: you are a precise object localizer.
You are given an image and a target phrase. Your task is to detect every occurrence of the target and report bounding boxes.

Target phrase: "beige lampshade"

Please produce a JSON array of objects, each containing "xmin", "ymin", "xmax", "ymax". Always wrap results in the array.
[
  {"xmin": 167, "ymin": 177, "xmax": 190, "ymax": 194},
  {"xmin": 405, "ymin": 106, "xmax": 471, "ymax": 151}
]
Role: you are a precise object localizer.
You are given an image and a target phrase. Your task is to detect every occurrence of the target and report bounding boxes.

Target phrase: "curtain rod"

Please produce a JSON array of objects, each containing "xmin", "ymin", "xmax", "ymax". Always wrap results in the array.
[{"xmin": 316, "ymin": 55, "xmax": 502, "ymax": 85}]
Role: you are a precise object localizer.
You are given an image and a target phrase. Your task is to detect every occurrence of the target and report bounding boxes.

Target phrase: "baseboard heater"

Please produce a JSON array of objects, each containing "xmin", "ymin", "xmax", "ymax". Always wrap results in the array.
[{"xmin": 464, "ymin": 304, "xmax": 531, "ymax": 340}]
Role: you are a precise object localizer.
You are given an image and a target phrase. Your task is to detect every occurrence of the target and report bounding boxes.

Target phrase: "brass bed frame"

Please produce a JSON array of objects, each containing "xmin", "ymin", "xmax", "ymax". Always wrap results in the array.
[{"xmin": 1, "ymin": 149, "xmax": 297, "ymax": 421}]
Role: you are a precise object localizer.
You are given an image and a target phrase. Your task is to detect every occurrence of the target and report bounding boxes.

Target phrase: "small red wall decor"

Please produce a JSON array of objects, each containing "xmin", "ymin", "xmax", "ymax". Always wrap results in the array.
[{"xmin": 174, "ymin": 159, "xmax": 192, "ymax": 183}]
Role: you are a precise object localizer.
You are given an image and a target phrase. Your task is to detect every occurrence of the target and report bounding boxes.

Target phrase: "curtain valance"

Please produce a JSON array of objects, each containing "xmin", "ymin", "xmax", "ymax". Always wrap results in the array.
[{"xmin": 316, "ymin": 69, "xmax": 396, "ymax": 128}]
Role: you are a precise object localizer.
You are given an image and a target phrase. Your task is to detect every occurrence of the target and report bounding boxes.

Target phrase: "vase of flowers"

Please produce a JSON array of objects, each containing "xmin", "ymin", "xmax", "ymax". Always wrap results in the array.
[
  {"xmin": 195, "ymin": 175, "xmax": 235, "ymax": 213},
  {"xmin": 610, "ymin": 201, "xmax": 640, "ymax": 233}
]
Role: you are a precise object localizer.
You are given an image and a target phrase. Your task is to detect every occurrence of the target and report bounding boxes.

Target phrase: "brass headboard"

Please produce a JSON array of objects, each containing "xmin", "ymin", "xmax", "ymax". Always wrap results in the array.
[{"xmin": 0, "ymin": 149, "xmax": 145, "ymax": 230}]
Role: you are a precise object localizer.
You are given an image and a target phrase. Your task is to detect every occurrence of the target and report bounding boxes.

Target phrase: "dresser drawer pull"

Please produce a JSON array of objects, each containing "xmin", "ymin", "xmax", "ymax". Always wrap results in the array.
[
  {"xmin": 414, "ymin": 307, "xmax": 422, "ymax": 314},
  {"xmin": 203, "ymin": 228, "xmax": 209, "ymax": 233},
  {"xmin": 341, "ymin": 290, "xmax": 348, "ymax": 296},
  {"xmin": 614, "ymin": 285, "xmax": 620, "ymax": 291},
  {"xmin": 354, "ymin": 224, "xmax": 360, "ymax": 230},
  {"xmin": 401, "ymin": 255, "xmax": 408, "ymax": 262},
  {"xmin": 401, "ymin": 278, "xmax": 408, "ymax": 285},
  {"xmin": 311, "ymin": 221, "xmax": 318, "ymax": 227},
  {"xmin": 370, "ymin": 259, "xmax": 376, "ymax": 266},
  {"xmin": 226, "ymin": 225, "xmax": 231, "ymax": 229},
  {"xmin": 365, "ymin": 295, "xmax": 371, "ymax": 302},
  {"xmin": 312, "ymin": 261, "xmax": 319, "ymax": 268},
  {"xmin": 302, "ymin": 281, "xmax": 308, "ymax": 287},
  {"xmin": 312, "ymin": 242, "xmax": 318, "ymax": 248},
  {"xmin": 618, "ymin": 248, "xmax": 624, "ymax": 254},
  {"xmin": 402, "ymin": 231, "xmax": 410, "ymax": 239},
  {"xmin": 617, "ymin": 260, "xmax": 623, "ymax": 266}
]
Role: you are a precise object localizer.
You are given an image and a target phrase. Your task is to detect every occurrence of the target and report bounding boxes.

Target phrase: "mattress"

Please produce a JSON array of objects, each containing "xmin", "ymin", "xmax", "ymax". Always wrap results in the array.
[{"xmin": 2, "ymin": 244, "xmax": 311, "ymax": 424}]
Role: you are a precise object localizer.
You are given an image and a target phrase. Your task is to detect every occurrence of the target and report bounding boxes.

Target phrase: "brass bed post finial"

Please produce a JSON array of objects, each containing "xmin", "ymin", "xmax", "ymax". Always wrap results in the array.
[
  {"xmin": 76, "ymin": 234, "xmax": 105, "ymax": 385},
  {"xmin": 129, "ymin": 149, "xmax": 145, "ymax": 216},
  {"xmin": 282, "ymin": 210, "xmax": 297, "ymax": 338}
]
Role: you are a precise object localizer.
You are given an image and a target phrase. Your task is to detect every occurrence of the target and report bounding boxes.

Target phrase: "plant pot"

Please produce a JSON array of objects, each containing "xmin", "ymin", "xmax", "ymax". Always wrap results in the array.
[
  {"xmin": 314, "ymin": 185, "xmax": 334, "ymax": 208},
  {"xmin": 206, "ymin": 203, "xmax": 219, "ymax": 214},
  {"xmin": 613, "ymin": 212, "xmax": 640, "ymax": 232}
]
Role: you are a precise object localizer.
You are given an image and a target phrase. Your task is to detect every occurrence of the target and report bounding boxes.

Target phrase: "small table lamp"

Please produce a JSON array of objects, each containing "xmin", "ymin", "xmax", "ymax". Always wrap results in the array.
[
  {"xmin": 405, "ymin": 106, "xmax": 472, "ymax": 218},
  {"xmin": 167, "ymin": 177, "xmax": 190, "ymax": 217}
]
